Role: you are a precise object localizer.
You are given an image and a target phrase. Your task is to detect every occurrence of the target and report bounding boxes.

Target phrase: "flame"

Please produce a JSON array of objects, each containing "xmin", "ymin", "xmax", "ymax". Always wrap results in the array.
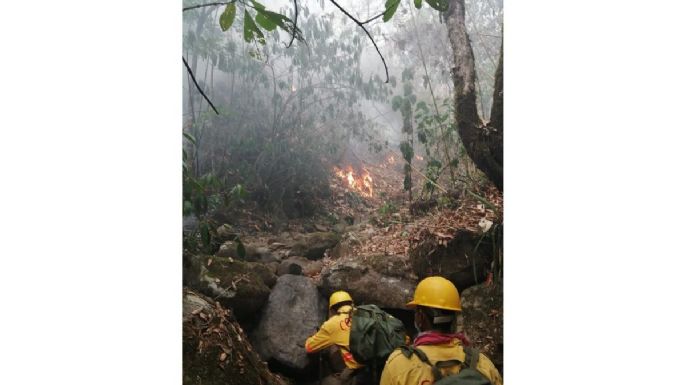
[{"xmin": 333, "ymin": 166, "xmax": 373, "ymax": 197}]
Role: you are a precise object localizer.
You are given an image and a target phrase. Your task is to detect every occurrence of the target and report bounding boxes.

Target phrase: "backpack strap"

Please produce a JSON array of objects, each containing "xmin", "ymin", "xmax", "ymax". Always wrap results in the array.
[
  {"xmin": 399, "ymin": 346, "xmax": 459, "ymax": 382},
  {"xmin": 463, "ymin": 347, "xmax": 480, "ymax": 369}
]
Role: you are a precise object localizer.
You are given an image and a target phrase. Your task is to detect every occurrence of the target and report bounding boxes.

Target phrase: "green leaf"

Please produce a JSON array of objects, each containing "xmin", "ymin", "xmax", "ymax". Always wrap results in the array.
[
  {"xmin": 255, "ymin": 9, "xmax": 290, "ymax": 31},
  {"xmin": 414, "ymin": 0, "xmax": 423, "ymax": 8},
  {"xmin": 219, "ymin": 3, "xmax": 236, "ymax": 32},
  {"xmin": 400, "ymin": 141, "xmax": 414, "ymax": 161},
  {"xmin": 383, "ymin": 0, "xmax": 401, "ymax": 22},
  {"xmin": 183, "ymin": 132, "xmax": 196, "ymax": 145},
  {"xmin": 391, "ymin": 95, "xmax": 403, "ymax": 111},
  {"xmin": 250, "ymin": 0, "xmax": 266, "ymax": 11},
  {"xmin": 243, "ymin": 11, "xmax": 266, "ymax": 45},
  {"xmin": 183, "ymin": 200, "xmax": 193, "ymax": 216},
  {"xmin": 230, "ymin": 184, "xmax": 248, "ymax": 200},
  {"xmin": 255, "ymin": 12, "xmax": 278, "ymax": 31},
  {"xmin": 200, "ymin": 222, "xmax": 210, "ymax": 247},
  {"xmin": 425, "ymin": 0, "xmax": 448, "ymax": 12},
  {"xmin": 255, "ymin": 13, "xmax": 278, "ymax": 31}
]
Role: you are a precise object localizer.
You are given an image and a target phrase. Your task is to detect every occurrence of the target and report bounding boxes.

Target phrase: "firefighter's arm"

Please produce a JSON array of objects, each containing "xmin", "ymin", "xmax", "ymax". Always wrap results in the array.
[
  {"xmin": 475, "ymin": 353, "xmax": 503, "ymax": 385},
  {"xmin": 304, "ymin": 318, "xmax": 335, "ymax": 353}
]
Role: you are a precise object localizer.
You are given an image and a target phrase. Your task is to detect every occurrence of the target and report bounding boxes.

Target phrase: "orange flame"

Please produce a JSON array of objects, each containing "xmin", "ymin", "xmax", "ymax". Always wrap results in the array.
[{"xmin": 333, "ymin": 166, "xmax": 373, "ymax": 197}]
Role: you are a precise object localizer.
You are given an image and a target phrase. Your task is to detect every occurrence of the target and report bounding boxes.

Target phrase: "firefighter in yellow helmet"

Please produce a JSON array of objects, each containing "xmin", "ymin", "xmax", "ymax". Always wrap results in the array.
[
  {"xmin": 380, "ymin": 277, "xmax": 503, "ymax": 385},
  {"xmin": 305, "ymin": 291, "xmax": 369, "ymax": 385}
]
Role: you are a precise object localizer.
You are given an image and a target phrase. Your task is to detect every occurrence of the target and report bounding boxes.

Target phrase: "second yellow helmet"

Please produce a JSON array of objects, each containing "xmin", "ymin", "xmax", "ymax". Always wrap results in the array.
[
  {"xmin": 329, "ymin": 290, "xmax": 353, "ymax": 309},
  {"xmin": 406, "ymin": 276, "xmax": 462, "ymax": 311}
]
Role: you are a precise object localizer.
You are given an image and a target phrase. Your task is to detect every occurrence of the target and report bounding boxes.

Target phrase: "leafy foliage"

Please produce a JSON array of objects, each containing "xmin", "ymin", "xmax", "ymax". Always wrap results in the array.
[
  {"xmin": 183, "ymin": 2, "xmax": 392, "ymax": 218},
  {"xmin": 219, "ymin": 3, "xmax": 236, "ymax": 31},
  {"xmin": 383, "ymin": 0, "xmax": 401, "ymax": 22}
]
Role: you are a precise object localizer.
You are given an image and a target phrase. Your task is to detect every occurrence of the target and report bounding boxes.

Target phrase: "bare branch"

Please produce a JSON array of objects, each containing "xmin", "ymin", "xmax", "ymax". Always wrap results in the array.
[
  {"xmin": 361, "ymin": 12, "xmax": 384, "ymax": 25},
  {"xmin": 286, "ymin": 0, "xmax": 298, "ymax": 48},
  {"xmin": 328, "ymin": 0, "xmax": 389, "ymax": 83},
  {"xmin": 183, "ymin": 1, "xmax": 235, "ymax": 12},
  {"xmin": 183, "ymin": 56, "xmax": 219, "ymax": 115}
]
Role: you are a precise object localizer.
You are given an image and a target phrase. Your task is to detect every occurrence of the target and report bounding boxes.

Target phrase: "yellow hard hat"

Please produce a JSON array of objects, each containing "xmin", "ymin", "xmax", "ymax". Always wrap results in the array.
[
  {"xmin": 406, "ymin": 276, "xmax": 462, "ymax": 311},
  {"xmin": 329, "ymin": 291, "xmax": 353, "ymax": 309}
]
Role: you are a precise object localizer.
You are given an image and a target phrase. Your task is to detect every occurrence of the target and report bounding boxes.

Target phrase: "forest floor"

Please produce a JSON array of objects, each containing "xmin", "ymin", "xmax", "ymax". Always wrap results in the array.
[
  {"xmin": 184, "ymin": 148, "xmax": 504, "ymax": 384},
  {"xmin": 230, "ymin": 148, "xmax": 502, "ymax": 282}
]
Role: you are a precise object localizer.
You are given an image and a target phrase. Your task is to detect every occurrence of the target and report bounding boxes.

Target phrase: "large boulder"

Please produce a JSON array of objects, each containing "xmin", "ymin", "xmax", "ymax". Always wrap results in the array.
[
  {"xmin": 409, "ymin": 229, "xmax": 492, "ymax": 292},
  {"xmin": 215, "ymin": 224, "xmax": 239, "ymax": 242},
  {"xmin": 217, "ymin": 241, "xmax": 278, "ymax": 263},
  {"xmin": 251, "ymin": 275, "xmax": 327, "ymax": 371},
  {"xmin": 195, "ymin": 256, "xmax": 277, "ymax": 322},
  {"xmin": 460, "ymin": 283, "xmax": 503, "ymax": 373},
  {"xmin": 183, "ymin": 290, "xmax": 290, "ymax": 385},
  {"xmin": 290, "ymin": 232, "xmax": 340, "ymax": 260},
  {"xmin": 365, "ymin": 254, "xmax": 415, "ymax": 280},
  {"xmin": 276, "ymin": 256, "xmax": 324, "ymax": 277},
  {"xmin": 319, "ymin": 261, "xmax": 416, "ymax": 309}
]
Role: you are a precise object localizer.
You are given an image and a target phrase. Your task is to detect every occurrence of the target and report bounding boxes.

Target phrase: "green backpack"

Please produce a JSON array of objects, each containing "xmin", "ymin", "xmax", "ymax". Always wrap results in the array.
[
  {"xmin": 399, "ymin": 345, "xmax": 492, "ymax": 385},
  {"xmin": 349, "ymin": 304, "xmax": 407, "ymax": 364}
]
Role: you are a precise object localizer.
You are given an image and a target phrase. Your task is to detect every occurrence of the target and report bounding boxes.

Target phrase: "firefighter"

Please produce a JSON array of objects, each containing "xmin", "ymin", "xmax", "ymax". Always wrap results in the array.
[
  {"xmin": 380, "ymin": 276, "xmax": 503, "ymax": 385},
  {"xmin": 305, "ymin": 291, "xmax": 368, "ymax": 385}
]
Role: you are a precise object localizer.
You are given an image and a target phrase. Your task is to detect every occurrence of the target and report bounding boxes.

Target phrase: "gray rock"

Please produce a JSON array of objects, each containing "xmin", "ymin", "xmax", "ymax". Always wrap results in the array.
[
  {"xmin": 182, "ymin": 290, "xmax": 214, "ymax": 323},
  {"xmin": 251, "ymin": 275, "xmax": 327, "ymax": 370},
  {"xmin": 276, "ymin": 256, "xmax": 324, "ymax": 277},
  {"xmin": 290, "ymin": 232, "xmax": 340, "ymax": 260},
  {"xmin": 216, "ymin": 241, "xmax": 241, "ymax": 258},
  {"xmin": 320, "ymin": 261, "xmax": 416, "ymax": 309},
  {"xmin": 194, "ymin": 256, "xmax": 277, "ymax": 321},
  {"xmin": 217, "ymin": 242, "xmax": 278, "ymax": 263},
  {"xmin": 254, "ymin": 246, "xmax": 279, "ymax": 263},
  {"xmin": 409, "ymin": 228, "xmax": 493, "ymax": 284},
  {"xmin": 276, "ymin": 259, "xmax": 303, "ymax": 276},
  {"xmin": 183, "ymin": 214, "xmax": 199, "ymax": 232},
  {"xmin": 216, "ymin": 223, "xmax": 238, "ymax": 241}
]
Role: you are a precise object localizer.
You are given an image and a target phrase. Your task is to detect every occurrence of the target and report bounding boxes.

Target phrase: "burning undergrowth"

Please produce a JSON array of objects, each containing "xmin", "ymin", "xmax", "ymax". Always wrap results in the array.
[{"xmin": 332, "ymin": 165, "xmax": 374, "ymax": 198}]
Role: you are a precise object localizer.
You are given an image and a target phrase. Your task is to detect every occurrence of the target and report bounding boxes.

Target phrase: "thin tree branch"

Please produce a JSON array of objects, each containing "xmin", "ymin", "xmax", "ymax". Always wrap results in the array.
[
  {"xmin": 183, "ymin": 56, "xmax": 219, "ymax": 115},
  {"xmin": 183, "ymin": 1, "xmax": 235, "ymax": 12},
  {"xmin": 361, "ymin": 12, "xmax": 384, "ymax": 25},
  {"xmin": 286, "ymin": 0, "xmax": 298, "ymax": 48},
  {"xmin": 328, "ymin": 0, "xmax": 389, "ymax": 83}
]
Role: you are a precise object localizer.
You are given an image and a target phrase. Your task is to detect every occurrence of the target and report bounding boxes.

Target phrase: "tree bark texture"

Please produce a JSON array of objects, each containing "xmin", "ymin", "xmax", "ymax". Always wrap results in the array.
[{"xmin": 446, "ymin": 0, "xmax": 503, "ymax": 191}]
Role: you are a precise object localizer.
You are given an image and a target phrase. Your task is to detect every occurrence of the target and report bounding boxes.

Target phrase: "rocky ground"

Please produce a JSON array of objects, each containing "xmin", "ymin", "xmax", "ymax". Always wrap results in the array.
[{"xmin": 182, "ymin": 150, "xmax": 504, "ymax": 384}]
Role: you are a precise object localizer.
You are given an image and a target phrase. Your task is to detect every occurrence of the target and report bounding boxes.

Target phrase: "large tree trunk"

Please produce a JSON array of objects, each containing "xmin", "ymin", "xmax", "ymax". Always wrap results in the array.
[{"xmin": 446, "ymin": 0, "xmax": 503, "ymax": 191}]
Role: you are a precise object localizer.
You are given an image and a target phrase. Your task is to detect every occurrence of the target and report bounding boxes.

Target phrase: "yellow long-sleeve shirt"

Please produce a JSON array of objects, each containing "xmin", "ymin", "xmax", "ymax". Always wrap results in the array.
[
  {"xmin": 380, "ymin": 338, "xmax": 503, "ymax": 385},
  {"xmin": 304, "ymin": 305, "xmax": 363, "ymax": 369}
]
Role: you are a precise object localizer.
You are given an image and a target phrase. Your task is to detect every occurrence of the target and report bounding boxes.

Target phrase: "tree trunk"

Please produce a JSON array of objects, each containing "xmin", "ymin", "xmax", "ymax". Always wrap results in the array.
[
  {"xmin": 446, "ymin": 0, "xmax": 503, "ymax": 191},
  {"xmin": 489, "ymin": 42, "xmax": 503, "ymax": 135}
]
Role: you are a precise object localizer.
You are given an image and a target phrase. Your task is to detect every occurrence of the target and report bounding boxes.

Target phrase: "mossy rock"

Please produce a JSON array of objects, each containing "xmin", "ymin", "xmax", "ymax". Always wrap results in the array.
[
  {"xmin": 183, "ymin": 289, "xmax": 291, "ymax": 385},
  {"xmin": 319, "ymin": 261, "xmax": 416, "ymax": 309},
  {"xmin": 365, "ymin": 254, "xmax": 414, "ymax": 279},
  {"xmin": 409, "ymin": 228, "xmax": 493, "ymax": 285},
  {"xmin": 217, "ymin": 241, "xmax": 277, "ymax": 263},
  {"xmin": 290, "ymin": 232, "xmax": 340, "ymax": 260},
  {"xmin": 197, "ymin": 256, "xmax": 277, "ymax": 322}
]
